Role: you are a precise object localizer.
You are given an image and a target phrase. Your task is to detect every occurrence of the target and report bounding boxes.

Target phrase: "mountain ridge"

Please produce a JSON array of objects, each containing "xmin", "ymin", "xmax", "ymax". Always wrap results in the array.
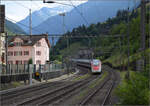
[{"xmin": 32, "ymin": 1, "xmax": 140, "ymax": 35}]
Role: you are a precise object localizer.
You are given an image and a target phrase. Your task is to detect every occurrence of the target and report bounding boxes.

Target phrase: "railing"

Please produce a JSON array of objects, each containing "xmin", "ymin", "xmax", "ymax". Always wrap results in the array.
[{"xmin": 0, "ymin": 63, "xmax": 64, "ymax": 76}]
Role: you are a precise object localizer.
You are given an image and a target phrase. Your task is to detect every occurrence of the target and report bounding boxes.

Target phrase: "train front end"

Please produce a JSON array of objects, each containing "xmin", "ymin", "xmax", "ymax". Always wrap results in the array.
[{"xmin": 91, "ymin": 60, "xmax": 101, "ymax": 73}]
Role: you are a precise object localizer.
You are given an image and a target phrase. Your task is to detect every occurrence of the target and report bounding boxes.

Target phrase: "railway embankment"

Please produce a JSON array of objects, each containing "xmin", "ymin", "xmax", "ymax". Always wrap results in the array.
[{"xmin": 102, "ymin": 49, "xmax": 150, "ymax": 105}]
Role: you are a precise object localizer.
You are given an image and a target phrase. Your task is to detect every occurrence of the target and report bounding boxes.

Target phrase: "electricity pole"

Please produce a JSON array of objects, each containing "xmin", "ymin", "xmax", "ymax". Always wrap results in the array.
[
  {"xmin": 140, "ymin": 0, "xmax": 146, "ymax": 71},
  {"xmin": 52, "ymin": 36, "xmax": 54, "ymax": 57},
  {"xmin": 5, "ymin": 33, "xmax": 8, "ymax": 71},
  {"xmin": 29, "ymin": 9, "xmax": 32, "ymax": 85},
  {"xmin": 126, "ymin": 7, "xmax": 130, "ymax": 79},
  {"xmin": 29, "ymin": 9, "xmax": 32, "ymax": 36},
  {"xmin": 59, "ymin": 13, "xmax": 69, "ymax": 51},
  {"xmin": 59, "ymin": 12, "xmax": 70, "ymax": 75}
]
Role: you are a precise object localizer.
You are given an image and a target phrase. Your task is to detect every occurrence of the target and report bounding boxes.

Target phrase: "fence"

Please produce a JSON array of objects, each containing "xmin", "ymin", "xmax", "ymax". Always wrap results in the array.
[
  {"xmin": 0, "ymin": 62, "xmax": 78, "ymax": 84},
  {"xmin": 0, "ymin": 63, "xmax": 64, "ymax": 76}
]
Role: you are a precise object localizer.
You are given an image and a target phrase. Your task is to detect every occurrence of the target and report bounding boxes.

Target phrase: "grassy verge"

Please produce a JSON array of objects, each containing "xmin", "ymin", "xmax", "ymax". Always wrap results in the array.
[
  {"xmin": 0, "ymin": 81, "xmax": 24, "ymax": 91},
  {"xmin": 103, "ymin": 48, "xmax": 150, "ymax": 68},
  {"xmin": 73, "ymin": 71, "xmax": 108, "ymax": 102},
  {"xmin": 73, "ymin": 74, "xmax": 90, "ymax": 81},
  {"xmin": 115, "ymin": 69, "xmax": 150, "ymax": 105}
]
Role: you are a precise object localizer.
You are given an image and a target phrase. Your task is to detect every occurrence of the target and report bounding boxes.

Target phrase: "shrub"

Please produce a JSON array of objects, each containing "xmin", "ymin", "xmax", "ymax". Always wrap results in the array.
[
  {"xmin": 116, "ymin": 72, "xmax": 150, "ymax": 105},
  {"xmin": 28, "ymin": 58, "xmax": 33, "ymax": 64}
]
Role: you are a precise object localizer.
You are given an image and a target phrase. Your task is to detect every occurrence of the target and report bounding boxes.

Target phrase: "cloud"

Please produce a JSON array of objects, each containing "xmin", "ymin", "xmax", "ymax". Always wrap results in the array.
[{"xmin": 2, "ymin": 1, "xmax": 87, "ymax": 22}]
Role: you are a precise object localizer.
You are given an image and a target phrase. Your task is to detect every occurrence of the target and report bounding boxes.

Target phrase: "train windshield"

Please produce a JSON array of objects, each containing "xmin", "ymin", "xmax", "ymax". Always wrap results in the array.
[{"xmin": 92, "ymin": 60, "xmax": 100, "ymax": 66}]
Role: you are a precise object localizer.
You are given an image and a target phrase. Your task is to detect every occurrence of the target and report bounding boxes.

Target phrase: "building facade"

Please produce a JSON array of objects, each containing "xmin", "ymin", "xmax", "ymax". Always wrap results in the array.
[
  {"xmin": 0, "ymin": 33, "xmax": 5, "ymax": 64},
  {"xmin": 7, "ymin": 34, "xmax": 50, "ymax": 64}
]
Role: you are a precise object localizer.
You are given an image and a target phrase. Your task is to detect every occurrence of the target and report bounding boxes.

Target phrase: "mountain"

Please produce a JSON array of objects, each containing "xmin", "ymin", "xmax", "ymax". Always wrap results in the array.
[
  {"xmin": 32, "ymin": 1, "xmax": 140, "ymax": 34},
  {"xmin": 17, "ymin": 6, "xmax": 74, "ymax": 33},
  {"xmin": 5, "ymin": 19, "xmax": 26, "ymax": 35}
]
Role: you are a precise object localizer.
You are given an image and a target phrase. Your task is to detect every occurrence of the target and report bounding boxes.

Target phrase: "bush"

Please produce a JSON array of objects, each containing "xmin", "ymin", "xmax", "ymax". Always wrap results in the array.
[
  {"xmin": 116, "ymin": 72, "xmax": 150, "ymax": 105},
  {"xmin": 28, "ymin": 58, "xmax": 33, "ymax": 64}
]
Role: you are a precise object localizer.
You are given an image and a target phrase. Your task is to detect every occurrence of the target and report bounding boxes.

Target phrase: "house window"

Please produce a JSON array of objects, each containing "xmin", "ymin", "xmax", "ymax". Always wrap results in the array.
[
  {"xmin": 36, "ymin": 42, "xmax": 41, "ymax": 47},
  {"xmin": 19, "ymin": 51, "xmax": 22, "ymax": 56},
  {"xmin": 24, "ymin": 60, "xmax": 28, "ymax": 64},
  {"xmin": 16, "ymin": 60, "xmax": 22, "ymax": 64},
  {"xmin": 15, "ymin": 42, "xmax": 22, "ymax": 46},
  {"xmin": 8, "ymin": 51, "xmax": 13, "ymax": 56},
  {"xmin": 24, "ymin": 51, "xmax": 29, "ymax": 56},
  {"xmin": 36, "ymin": 60, "xmax": 41, "ymax": 64},
  {"xmin": 14, "ymin": 51, "xmax": 19, "ymax": 56},
  {"xmin": 36, "ymin": 51, "xmax": 41, "ymax": 56}
]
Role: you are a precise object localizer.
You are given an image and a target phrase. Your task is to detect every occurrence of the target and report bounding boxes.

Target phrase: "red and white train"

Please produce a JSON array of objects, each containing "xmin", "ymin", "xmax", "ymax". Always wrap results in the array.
[
  {"xmin": 91, "ymin": 59, "xmax": 101, "ymax": 73},
  {"xmin": 72, "ymin": 59, "xmax": 102, "ymax": 74}
]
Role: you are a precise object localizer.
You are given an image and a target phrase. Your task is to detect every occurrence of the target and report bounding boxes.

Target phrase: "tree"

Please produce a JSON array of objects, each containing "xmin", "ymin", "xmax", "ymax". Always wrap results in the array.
[{"xmin": 28, "ymin": 58, "xmax": 33, "ymax": 64}]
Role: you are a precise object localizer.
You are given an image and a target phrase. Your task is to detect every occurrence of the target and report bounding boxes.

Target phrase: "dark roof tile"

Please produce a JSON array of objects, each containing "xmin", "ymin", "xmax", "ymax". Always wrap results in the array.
[{"xmin": 8, "ymin": 34, "xmax": 50, "ymax": 48}]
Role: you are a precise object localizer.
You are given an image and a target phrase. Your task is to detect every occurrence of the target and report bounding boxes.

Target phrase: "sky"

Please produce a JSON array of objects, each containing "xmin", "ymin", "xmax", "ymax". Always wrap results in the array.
[{"xmin": 1, "ymin": 0, "xmax": 87, "ymax": 22}]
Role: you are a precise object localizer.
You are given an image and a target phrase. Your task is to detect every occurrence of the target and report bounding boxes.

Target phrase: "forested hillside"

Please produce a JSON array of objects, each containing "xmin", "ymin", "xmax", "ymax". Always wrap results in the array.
[
  {"xmin": 5, "ymin": 19, "xmax": 26, "ymax": 35},
  {"xmin": 53, "ymin": 3, "xmax": 149, "ymax": 61},
  {"xmin": 32, "ymin": 1, "xmax": 139, "ymax": 34},
  {"xmin": 53, "ymin": 3, "xmax": 149, "ymax": 105}
]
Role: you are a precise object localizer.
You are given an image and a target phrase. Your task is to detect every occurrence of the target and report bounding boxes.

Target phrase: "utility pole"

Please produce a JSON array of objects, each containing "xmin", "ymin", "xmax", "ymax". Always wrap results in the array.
[
  {"xmin": 29, "ymin": 9, "xmax": 32, "ymax": 36},
  {"xmin": 126, "ymin": 7, "xmax": 130, "ymax": 79},
  {"xmin": 59, "ymin": 13, "xmax": 69, "ymax": 75},
  {"xmin": 141, "ymin": 0, "xmax": 146, "ymax": 50},
  {"xmin": 52, "ymin": 36, "xmax": 54, "ymax": 56},
  {"xmin": 140, "ymin": 0, "xmax": 146, "ymax": 71},
  {"xmin": 0, "ymin": 5, "xmax": 5, "ymax": 69},
  {"xmin": 5, "ymin": 33, "xmax": 8, "ymax": 71},
  {"xmin": 29, "ymin": 9, "xmax": 32, "ymax": 85},
  {"xmin": 0, "ymin": 5, "xmax": 5, "ymax": 33},
  {"xmin": 59, "ymin": 13, "xmax": 69, "ymax": 51}
]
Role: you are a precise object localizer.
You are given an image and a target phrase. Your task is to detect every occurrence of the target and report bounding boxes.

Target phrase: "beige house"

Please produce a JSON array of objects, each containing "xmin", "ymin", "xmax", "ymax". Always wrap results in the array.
[{"xmin": 0, "ymin": 33, "xmax": 5, "ymax": 64}]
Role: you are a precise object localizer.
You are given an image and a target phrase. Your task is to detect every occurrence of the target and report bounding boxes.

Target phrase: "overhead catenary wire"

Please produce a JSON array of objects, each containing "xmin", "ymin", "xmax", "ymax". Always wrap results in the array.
[
  {"xmin": 69, "ymin": 0, "xmax": 89, "ymax": 26},
  {"xmin": 6, "ymin": 17, "xmax": 42, "ymax": 34},
  {"xmin": 13, "ymin": 1, "xmax": 53, "ymax": 34},
  {"xmin": 33, "ymin": 1, "xmax": 69, "ymax": 34},
  {"xmin": 12, "ymin": 1, "xmax": 89, "ymax": 35},
  {"xmin": 19, "ymin": 1, "xmax": 70, "ymax": 34}
]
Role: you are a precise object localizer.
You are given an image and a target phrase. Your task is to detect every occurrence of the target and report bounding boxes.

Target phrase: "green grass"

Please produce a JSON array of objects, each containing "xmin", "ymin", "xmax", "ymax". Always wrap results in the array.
[
  {"xmin": 115, "ymin": 69, "xmax": 150, "ymax": 105},
  {"xmin": 103, "ymin": 48, "xmax": 150, "ymax": 67},
  {"xmin": 73, "ymin": 74, "xmax": 90, "ymax": 81},
  {"xmin": 73, "ymin": 71, "xmax": 108, "ymax": 102},
  {"xmin": 0, "ymin": 81, "xmax": 24, "ymax": 91}
]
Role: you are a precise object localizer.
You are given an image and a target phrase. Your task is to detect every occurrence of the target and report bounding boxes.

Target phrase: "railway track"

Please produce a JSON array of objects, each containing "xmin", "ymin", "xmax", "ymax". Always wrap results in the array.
[
  {"xmin": 1, "ymin": 65, "xmax": 116, "ymax": 106},
  {"xmin": 1, "ymin": 67, "xmax": 89, "ymax": 106},
  {"xmin": 1, "ymin": 66, "xmax": 93, "ymax": 106},
  {"xmin": 79, "ymin": 66, "xmax": 117, "ymax": 106},
  {"xmin": 16, "ymin": 75, "xmax": 99, "ymax": 106},
  {"xmin": 1, "ymin": 81, "xmax": 69, "ymax": 105}
]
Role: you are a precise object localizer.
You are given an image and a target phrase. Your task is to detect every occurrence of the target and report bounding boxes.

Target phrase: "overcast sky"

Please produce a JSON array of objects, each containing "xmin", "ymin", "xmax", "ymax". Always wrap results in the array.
[{"xmin": 1, "ymin": 0, "xmax": 87, "ymax": 22}]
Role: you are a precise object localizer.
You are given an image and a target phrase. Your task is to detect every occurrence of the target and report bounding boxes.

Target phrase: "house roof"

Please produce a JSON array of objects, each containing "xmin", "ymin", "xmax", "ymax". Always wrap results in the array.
[{"xmin": 8, "ymin": 34, "xmax": 51, "ymax": 48}]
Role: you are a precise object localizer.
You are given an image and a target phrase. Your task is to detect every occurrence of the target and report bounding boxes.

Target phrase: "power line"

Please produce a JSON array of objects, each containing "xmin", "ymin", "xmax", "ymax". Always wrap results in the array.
[
  {"xmin": 6, "ymin": 17, "xmax": 41, "ymax": 34},
  {"xmin": 32, "ymin": 2, "xmax": 57, "ymax": 33},
  {"xmin": 14, "ymin": 1, "xmax": 30, "ymax": 10},
  {"xmin": 69, "ymin": 0, "xmax": 89, "ymax": 26},
  {"xmin": 13, "ymin": 1, "xmax": 57, "ymax": 34},
  {"xmin": 17, "ymin": 1, "xmax": 69, "ymax": 34},
  {"xmin": 46, "ymin": 34, "xmax": 122, "ymax": 38}
]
